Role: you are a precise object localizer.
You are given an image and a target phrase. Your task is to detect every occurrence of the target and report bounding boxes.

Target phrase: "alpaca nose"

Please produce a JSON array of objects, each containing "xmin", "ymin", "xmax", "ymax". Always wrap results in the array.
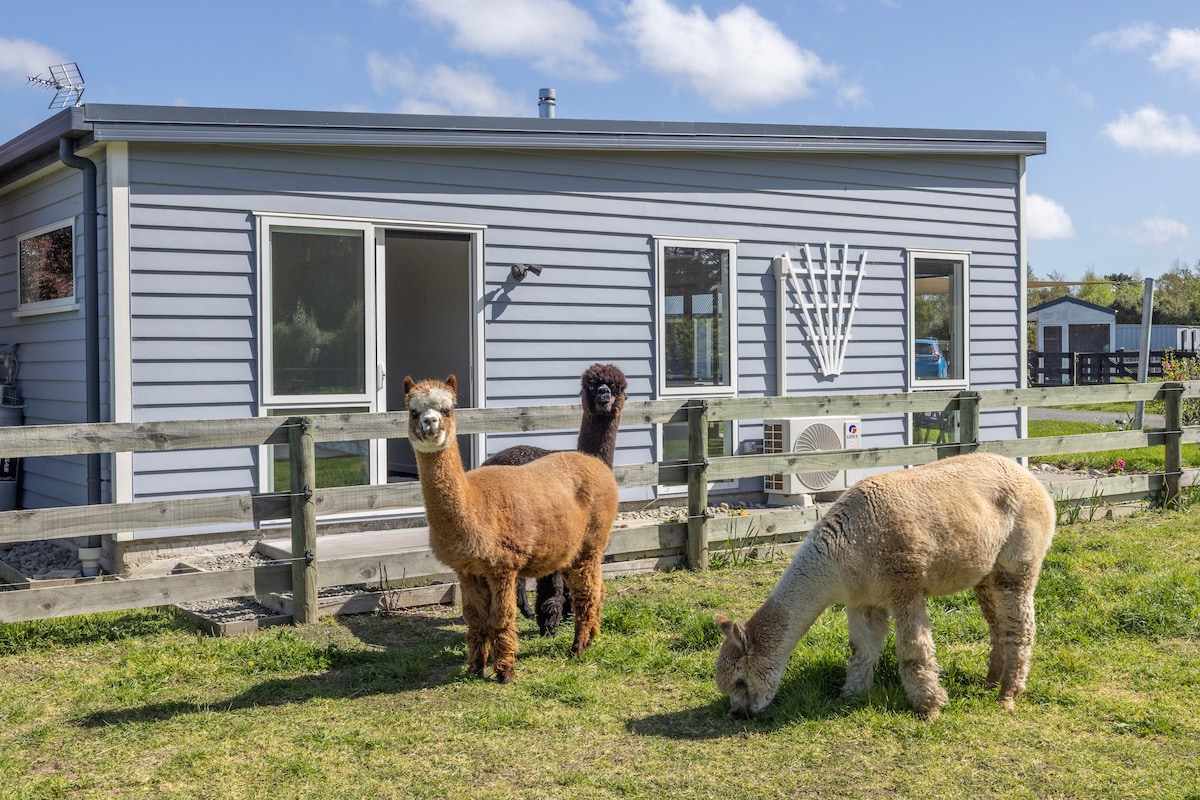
[
  {"xmin": 596, "ymin": 385, "xmax": 612, "ymax": 404},
  {"xmin": 419, "ymin": 410, "xmax": 442, "ymax": 436}
]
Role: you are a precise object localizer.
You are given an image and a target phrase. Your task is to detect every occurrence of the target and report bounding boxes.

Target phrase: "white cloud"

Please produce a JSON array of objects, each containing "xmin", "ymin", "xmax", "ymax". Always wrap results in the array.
[
  {"xmin": 0, "ymin": 37, "xmax": 65, "ymax": 88},
  {"xmin": 1087, "ymin": 23, "xmax": 1157, "ymax": 52},
  {"xmin": 619, "ymin": 0, "xmax": 857, "ymax": 112},
  {"xmin": 1102, "ymin": 105, "xmax": 1200, "ymax": 155},
  {"xmin": 406, "ymin": 0, "xmax": 616, "ymax": 80},
  {"xmin": 367, "ymin": 52, "xmax": 527, "ymax": 116},
  {"xmin": 1125, "ymin": 217, "xmax": 1189, "ymax": 246},
  {"xmin": 1026, "ymin": 194, "xmax": 1075, "ymax": 240},
  {"xmin": 1151, "ymin": 27, "xmax": 1200, "ymax": 84}
]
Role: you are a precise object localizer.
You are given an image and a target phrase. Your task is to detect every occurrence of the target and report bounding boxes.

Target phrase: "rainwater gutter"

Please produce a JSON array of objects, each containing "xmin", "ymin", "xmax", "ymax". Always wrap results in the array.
[{"xmin": 58, "ymin": 137, "xmax": 103, "ymax": 556}]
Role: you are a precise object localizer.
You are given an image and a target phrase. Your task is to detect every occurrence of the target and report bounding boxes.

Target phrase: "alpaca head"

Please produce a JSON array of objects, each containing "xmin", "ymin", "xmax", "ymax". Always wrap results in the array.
[
  {"xmin": 581, "ymin": 363, "xmax": 627, "ymax": 417},
  {"xmin": 714, "ymin": 613, "xmax": 784, "ymax": 718},
  {"xmin": 403, "ymin": 375, "xmax": 458, "ymax": 454}
]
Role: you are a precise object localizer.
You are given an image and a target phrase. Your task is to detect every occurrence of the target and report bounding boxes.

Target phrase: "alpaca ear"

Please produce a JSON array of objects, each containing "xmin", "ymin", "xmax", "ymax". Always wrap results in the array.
[
  {"xmin": 445, "ymin": 375, "xmax": 457, "ymax": 396},
  {"xmin": 715, "ymin": 613, "xmax": 747, "ymax": 655},
  {"xmin": 403, "ymin": 376, "xmax": 415, "ymax": 396}
]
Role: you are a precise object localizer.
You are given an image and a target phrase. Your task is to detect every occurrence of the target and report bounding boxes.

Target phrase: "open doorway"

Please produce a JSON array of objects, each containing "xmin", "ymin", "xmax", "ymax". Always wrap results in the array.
[{"xmin": 385, "ymin": 230, "xmax": 474, "ymax": 479}]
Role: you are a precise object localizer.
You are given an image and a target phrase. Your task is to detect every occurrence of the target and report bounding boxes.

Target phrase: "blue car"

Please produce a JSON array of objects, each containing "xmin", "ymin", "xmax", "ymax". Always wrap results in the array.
[{"xmin": 915, "ymin": 338, "xmax": 948, "ymax": 379}]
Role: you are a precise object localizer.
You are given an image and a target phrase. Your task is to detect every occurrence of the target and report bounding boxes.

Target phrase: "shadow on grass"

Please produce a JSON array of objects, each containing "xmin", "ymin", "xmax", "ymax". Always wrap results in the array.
[
  {"xmin": 74, "ymin": 611, "xmax": 473, "ymax": 728},
  {"xmin": 628, "ymin": 659, "xmax": 867, "ymax": 739}
]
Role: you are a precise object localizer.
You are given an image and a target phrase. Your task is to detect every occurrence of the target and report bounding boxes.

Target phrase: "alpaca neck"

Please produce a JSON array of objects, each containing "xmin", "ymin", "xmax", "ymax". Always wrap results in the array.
[
  {"xmin": 751, "ymin": 533, "xmax": 841, "ymax": 660},
  {"xmin": 577, "ymin": 410, "xmax": 621, "ymax": 467},
  {"xmin": 414, "ymin": 441, "xmax": 472, "ymax": 527}
]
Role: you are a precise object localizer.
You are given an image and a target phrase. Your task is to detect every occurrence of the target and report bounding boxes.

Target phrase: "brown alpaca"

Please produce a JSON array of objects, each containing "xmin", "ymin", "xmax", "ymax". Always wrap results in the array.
[
  {"xmin": 404, "ymin": 374, "xmax": 620, "ymax": 683},
  {"xmin": 483, "ymin": 364, "xmax": 627, "ymax": 634},
  {"xmin": 715, "ymin": 452, "xmax": 1056, "ymax": 719}
]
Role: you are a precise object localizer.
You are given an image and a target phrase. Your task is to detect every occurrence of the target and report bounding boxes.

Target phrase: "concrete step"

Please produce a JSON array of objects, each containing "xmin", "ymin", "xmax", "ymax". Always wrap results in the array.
[{"xmin": 257, "ymin": 526, "xmax": 431, "ymax": 561}]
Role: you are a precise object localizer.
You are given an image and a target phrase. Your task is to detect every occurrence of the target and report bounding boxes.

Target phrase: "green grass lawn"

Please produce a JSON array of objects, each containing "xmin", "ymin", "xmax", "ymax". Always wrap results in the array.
[
  {"xmin": 1028, "ymin": 417, "xmax": 1200, "ymax": 473},
  {"xmin": 2, "ymin": 510, "xmax": 1199, "ymax": 799}
]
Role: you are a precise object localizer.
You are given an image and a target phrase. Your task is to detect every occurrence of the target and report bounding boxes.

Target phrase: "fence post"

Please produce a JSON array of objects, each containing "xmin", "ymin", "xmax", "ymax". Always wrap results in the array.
[
  {"xmin": 1161, "ymin": 382, "xmax": 1184, "ymax": 506},
  {"xmin": 956, "ymin": 391, "xmax": 980, "ymax": 456},
  {"xmin": 289, "ymin": 416, "xmax": 319, "ymax": 624},
  {"xmin": 686, "ymin": 400, "xmax": 709, "ymax": 570}
]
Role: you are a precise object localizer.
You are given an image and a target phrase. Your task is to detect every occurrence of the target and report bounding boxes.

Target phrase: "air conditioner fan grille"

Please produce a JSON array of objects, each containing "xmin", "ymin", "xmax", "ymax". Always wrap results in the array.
[{"xmin": 793, "ymin": 422, "xmax": 843, "ymax": 490}]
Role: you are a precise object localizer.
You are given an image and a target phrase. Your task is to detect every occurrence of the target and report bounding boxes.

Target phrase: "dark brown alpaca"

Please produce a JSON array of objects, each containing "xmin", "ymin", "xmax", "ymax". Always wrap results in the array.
[
  {"xmin": 404, "ymin": 374, "xmax": 619, "ymax": 683},
  {"xmin": 482, "ymin": 364, "xmax": 627, "ymax": 635}
]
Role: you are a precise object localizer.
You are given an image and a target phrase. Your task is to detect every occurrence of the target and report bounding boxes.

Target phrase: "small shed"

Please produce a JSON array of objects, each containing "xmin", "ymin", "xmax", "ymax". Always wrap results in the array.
[
  {"xmin": 1029, "ymin": 296, "xmax": 1115, "ymax": 353},
  {"xmin": 0, "ymin": 104, "xmax": 1046, "ymax": 571}
]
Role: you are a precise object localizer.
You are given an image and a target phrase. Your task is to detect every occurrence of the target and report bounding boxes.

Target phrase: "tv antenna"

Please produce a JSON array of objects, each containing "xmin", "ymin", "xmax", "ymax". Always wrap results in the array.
[{"xmin": 27, "ymin": 62, "xmax": 85, "ymax": 108}]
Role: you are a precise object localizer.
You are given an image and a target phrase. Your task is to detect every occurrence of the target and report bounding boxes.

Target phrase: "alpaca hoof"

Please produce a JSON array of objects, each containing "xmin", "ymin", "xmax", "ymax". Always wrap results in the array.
[{"xmin": 997, "ymin": 696, "xmax": 1016, "ymax": 710}]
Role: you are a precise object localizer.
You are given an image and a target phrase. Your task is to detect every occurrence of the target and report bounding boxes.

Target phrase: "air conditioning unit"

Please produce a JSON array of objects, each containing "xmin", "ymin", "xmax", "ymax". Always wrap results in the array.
[{"xmin": 764, "ymin": 416, "xmax": 861, "ymax": 500}]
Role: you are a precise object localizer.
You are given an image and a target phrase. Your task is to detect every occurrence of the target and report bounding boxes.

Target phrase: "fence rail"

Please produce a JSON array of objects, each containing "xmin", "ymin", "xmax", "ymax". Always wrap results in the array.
[{"xmin": 2, "ymin": 382, "xmax": 1198, "ymax": 626}]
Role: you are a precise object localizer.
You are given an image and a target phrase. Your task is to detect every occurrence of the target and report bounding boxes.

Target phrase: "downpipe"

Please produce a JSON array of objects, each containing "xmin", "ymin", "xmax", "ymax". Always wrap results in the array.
[{"xmin": 58, "ymin": 137, "xmax": 103, "ymax": 568}]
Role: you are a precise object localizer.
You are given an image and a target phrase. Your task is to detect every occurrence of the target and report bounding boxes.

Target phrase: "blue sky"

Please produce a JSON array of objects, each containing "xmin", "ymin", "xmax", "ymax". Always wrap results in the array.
[{"xmin": 2, "ymin": 0, "xmax": 1198, "ymax": 282}]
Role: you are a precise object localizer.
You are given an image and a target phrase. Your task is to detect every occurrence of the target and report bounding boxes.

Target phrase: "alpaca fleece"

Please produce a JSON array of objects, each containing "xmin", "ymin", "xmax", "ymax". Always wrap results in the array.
[
  {"xmin": 715, "ymin": 452, "xmax": 1056, "ymax": 720},
  {"xmin": 482, "ymin": 364, "xmax": 627, "ymax": 634},
  {"xmin": 404, "ymin": 374, "xmax": 620, "ymax": 683}
]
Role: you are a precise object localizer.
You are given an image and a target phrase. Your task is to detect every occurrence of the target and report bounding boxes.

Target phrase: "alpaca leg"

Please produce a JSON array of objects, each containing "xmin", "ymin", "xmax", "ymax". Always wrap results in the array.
[
  {"xmin": 515, "ymin": 577, "xmax": 535, "ymax": 620},
  {"xmin": 843, "ymin": 606, "xmax": 890, "ymax": 697},
  {"xmin": 990, "ymin": 567, "xmax": 1041, "ymax": 709},
  {"xmin": 565, "ymin": 557, "xmax": 604, "ymax": 656},
  {"xmin": 535, "ymin": 572, "xmax": 565, "ymax": 637},
  {"xmin": 458, "ymin": 573, "xmax": 491, "ymax": 676},
  {"xmin": 488, "ymin": 574, "xmax": 521, "ymax": 684},
  {"xmin": 891, "ymin": 597, "xmax": 947, "ymax": 719},
  {"xmin": 973, "ymin": 574, "xmax": 1004, "ymax": 687}
]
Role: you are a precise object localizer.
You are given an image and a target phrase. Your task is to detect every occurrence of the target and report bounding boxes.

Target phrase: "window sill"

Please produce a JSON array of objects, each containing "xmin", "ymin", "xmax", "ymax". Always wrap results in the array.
[{"xmin": 13, "ymin": 301, "xmax": 80, "ymax": 318}]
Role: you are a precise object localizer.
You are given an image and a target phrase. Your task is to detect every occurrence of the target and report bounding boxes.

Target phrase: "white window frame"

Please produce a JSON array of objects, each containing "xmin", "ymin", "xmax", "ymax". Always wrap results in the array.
[
  {"xmin": 655, "ymin": 236, "xmax": 739, "ymax": 398},
  {"xmin": 654, "ymin": 236, "xmax": 739, "ymax": 494},
  {"xmin": 14, "ymin": 218, "xmax": 79, "ymax": 317},
  {"xmin": 907, "ymin": 249, "xmax": 969, "ymax": 391},
  {"xmin": 258, "ymin": 216, "xmax": 377, "ymax": 408},
  {"xmin": 257, "ymin": 216, "xmax": 382, "ymax": 501}
]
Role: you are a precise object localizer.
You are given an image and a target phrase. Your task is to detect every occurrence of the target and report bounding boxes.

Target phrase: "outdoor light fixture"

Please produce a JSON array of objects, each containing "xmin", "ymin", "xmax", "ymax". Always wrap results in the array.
[{"xmin": 511, "ymin": 263, "xmax": 544, "ymax": 281}]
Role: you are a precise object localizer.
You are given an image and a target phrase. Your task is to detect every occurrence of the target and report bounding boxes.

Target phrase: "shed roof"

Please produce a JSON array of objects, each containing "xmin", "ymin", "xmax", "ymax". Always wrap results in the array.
[
  {"xmin": 1029, "ymin": 295, "xmax": 1117, "ymax": 317},
  {"xmin": 0, "ymin": 103, "xmax": 1047, "ymax": 187}
]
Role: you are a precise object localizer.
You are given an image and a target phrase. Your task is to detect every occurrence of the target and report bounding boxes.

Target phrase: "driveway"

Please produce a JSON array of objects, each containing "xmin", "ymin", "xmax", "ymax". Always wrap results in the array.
[{"xmin": 1026, "ymin": 406, "xmax": 1165, "ymax": 427}]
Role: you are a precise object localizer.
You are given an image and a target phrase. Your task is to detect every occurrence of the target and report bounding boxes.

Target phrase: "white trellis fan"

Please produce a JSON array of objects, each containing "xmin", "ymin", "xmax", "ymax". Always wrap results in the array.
[{"xmin": 779, "ymin": 243, "xmax": 867, "ymax": 377}]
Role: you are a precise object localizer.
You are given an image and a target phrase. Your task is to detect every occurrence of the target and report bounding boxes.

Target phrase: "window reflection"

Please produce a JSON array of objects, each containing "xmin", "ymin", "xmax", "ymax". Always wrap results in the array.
[{"xmin": 913, "ymin": 257, "xmax": 965, "ymax": 382}]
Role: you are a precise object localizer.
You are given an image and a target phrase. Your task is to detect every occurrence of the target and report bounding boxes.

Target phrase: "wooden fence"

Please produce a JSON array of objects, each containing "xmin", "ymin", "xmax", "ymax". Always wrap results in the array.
[
  {"xmin": 1028, "ymin": 350, "xmax": 1192, "ymax": 386},
  {"xmin": 1, "ymin": 382, "xmax": 1198, "ymax": 627}
]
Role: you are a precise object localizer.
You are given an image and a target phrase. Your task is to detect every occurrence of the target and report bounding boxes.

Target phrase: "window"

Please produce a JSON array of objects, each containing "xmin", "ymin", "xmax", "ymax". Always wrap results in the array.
[
  {"xmin": 267, "ymin": 407, "xmax": 371, "ymax": 493},
  {"xmin": 656, "ymin": 238, "xmax": 738, "ymax": 493},
  {"xmin": 259, "ymin": 219, "xmax": 377, "ymax": 497},
  {"xmin": 657, "ymin": 239, "xmax": 737, "ymax": 396},
  {"xmin": 909, "ymin": 251, "xmax": 968, "ymax": 386},
  {"xmin": 17, "ymin": 221, "xmax": 76, "ymax": 312},
  {"xmin": 262, "ymin": 223, "xmax": 370, "ymax": 404}
]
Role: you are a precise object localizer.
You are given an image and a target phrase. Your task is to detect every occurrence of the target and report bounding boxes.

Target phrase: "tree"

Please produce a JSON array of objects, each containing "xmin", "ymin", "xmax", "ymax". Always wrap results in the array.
[
  {"xmin": 1075, "ymin": 269, "xmax": 1115, "ymax": 307},
  {"xmin": 1108, "ymin": 272, "xmax": 1145, "ymax": 324},
  {"xmin": 1026, "ymin": 265, "xmax": 1070, "ymax": 308},
  {"xmin": 1154, "ymin": 260, "xmax": 1200, "ymax": 325}
]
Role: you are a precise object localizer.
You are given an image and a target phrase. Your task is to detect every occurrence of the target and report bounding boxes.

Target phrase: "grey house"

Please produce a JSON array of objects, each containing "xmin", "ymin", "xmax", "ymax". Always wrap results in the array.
[{"xmin": 0, "ymin": 104, "xmax": 1045, "ymax": 558}]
